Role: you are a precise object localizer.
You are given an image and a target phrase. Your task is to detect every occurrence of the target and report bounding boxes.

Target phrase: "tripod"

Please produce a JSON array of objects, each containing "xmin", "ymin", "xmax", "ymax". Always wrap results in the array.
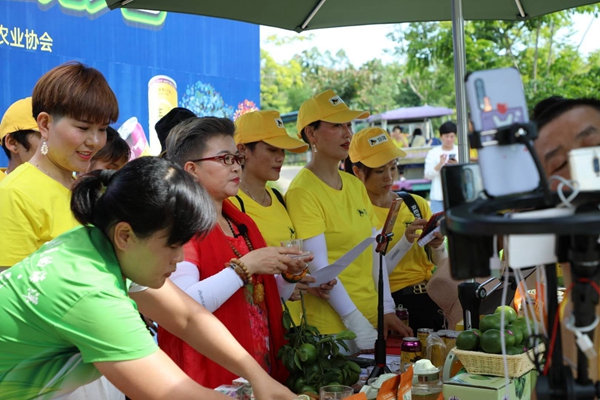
[
  {"xmin": 367, "ymin": 231, "xmax": 394, "ymax": 381},
  {"xmin": 536, "ymin": 233, "xmax": 600, "ymax": 400}
]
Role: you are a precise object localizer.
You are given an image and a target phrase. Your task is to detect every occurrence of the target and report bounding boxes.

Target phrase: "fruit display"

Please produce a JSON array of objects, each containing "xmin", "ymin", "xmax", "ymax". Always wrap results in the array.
[
  {"xmin": 279, "ymin": 298, "xmax": 361, "ymax": 396},
  {"xmin": 456, "ymin": 306, "xmax": 534, "ymax": 355}
]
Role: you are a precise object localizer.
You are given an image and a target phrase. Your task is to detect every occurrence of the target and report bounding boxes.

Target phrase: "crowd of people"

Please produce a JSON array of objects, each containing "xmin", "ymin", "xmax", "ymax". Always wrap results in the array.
[{"xmin": 1, "ymin": 60, "xmax": 599, "ymax": 399}]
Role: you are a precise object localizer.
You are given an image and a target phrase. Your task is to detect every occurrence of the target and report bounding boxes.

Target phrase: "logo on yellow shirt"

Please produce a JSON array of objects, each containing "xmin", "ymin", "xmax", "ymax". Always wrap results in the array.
[{"xmin": 357, "ymin": 209, "xmax": 366, "ymax": 217}]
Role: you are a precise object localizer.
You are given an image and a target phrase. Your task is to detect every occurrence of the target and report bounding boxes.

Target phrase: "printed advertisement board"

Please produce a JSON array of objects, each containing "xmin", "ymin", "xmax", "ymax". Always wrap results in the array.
[{"xmin": 0, "ymin": 0, "xmax": 260, "ymax": 165}]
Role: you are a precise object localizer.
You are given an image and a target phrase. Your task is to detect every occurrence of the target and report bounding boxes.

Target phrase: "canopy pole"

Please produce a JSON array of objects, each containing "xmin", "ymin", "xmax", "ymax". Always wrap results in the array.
[
  {"xmin": 451, "ymin": 0, "xmax": 469, "ymax": 164},
  {"xmin": 514, "ymin": 0, "xmax": 527, "ymax": 18},
  {"xmin": 298, "ymin": 0, "xmax": 327, "ymax": 31}
]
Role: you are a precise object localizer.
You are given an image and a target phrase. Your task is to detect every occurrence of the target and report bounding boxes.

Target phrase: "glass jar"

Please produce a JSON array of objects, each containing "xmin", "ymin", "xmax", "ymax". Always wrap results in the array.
[{"xmin": 412, "ymin": 370, "xmax": 443, "ymax": 400}]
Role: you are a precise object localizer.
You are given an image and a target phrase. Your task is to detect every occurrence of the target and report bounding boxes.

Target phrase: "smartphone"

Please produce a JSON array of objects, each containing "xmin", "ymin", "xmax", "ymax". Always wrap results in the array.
[
  {"xmin": 417, "ymin": 212, "xmax": 444, "ymax": 246},
  {"xmin": 418, "ymin": 212, "xmax": 444, "ymax": 241},
  {"xmin": 376, "ymin": 197, "xmax": 403, "ymax": 253},
  {"xmin": 465, "ymin": 68, "xmax": 540, "ymax": 197},
  {"xmin": 448, "ymin": 153, "xmax": 457, "ymax": 161},
  {"xmin": 442, "ymin": 163, "xmax": 485, "ymax": 210},
  {"xmin": 441, "ymin": 163, "xmax": 493, "ymax": 279}
]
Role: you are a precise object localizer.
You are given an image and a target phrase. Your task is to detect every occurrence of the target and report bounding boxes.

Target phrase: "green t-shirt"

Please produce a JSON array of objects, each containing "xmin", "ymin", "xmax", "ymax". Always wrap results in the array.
[{"xmin": 0, "ymin": 226, "xmax": 157, "ymax": 399}]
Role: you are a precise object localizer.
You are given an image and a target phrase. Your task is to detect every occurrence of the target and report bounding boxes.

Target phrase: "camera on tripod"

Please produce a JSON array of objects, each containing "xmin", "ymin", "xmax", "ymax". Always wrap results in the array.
[{"xmin": 442, "ymin": 67, "xmax": 600, "ymax": 399}]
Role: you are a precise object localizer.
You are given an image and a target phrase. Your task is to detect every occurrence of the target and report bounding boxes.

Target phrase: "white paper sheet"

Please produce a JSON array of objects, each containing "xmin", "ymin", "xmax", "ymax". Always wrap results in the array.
[{"xmin": 307, "ymin": 236, "xmax": 375, "ymax": 287}]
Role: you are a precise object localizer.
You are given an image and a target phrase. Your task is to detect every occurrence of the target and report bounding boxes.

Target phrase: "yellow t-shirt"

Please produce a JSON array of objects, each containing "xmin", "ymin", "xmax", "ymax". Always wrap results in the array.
[
  {"xmin": 230, "ymin": 187, "xmax": 303, "ymax": 323},
  {"xmin": 0, "ymin": 168, "xmax": 6, "ymax": 182},
  {"xmin": 0, "ymin": 162, "xmax": 79, "ymax": 267},
  {"xmin": 373, "ymin": 194, "xmax": 434, "ymax": 292},
  {"xmin": 230, "ymin": 187, "xmax": 295, "ymax": 247},
  {"xmin": 286, "ymin": 168, "xmax": 379, "ymax": 334}
]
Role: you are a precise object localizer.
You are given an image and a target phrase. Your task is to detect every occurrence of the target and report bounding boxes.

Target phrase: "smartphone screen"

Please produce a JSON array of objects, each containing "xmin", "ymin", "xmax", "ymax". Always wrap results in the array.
[{"xmin": 465, "ymin": 68, "xmax": 529, "ymax": 132}]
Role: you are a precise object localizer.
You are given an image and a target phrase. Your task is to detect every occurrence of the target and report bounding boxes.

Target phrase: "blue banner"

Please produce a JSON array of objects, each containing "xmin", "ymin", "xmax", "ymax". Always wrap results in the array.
[{"xmin": 0, "ymin": 0, "xmax": 259, "ymax": 165}]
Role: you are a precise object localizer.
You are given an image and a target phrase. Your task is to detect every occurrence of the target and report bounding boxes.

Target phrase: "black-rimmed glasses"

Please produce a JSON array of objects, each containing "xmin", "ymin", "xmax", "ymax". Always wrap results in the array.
[{"xmin": 189, "ymin": 153, "xmax": 245, "ymax": 166}]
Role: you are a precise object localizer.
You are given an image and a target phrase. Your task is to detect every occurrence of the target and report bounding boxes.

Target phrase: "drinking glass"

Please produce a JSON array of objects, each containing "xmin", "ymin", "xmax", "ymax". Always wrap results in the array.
[
  {"xmin": 319, "ymin": 385, "xmax": 354, "ymax": 399},
  {"xmin": 280, "ymin": 238, "xmax": 303, "ymax": 251}
]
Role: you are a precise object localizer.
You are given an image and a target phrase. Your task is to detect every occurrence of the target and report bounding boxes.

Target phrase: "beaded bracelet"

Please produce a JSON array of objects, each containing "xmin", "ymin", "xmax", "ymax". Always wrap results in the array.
[{"xmin": 228, "ymin": 258, "xmax": 253, "ymax": 284}]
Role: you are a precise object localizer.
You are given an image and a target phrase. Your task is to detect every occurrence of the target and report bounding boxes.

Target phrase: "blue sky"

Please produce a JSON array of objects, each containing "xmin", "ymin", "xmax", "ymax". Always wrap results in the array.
[{"xmin": 261, "ymin": 14, "xmax": 599, "ymax": 66}]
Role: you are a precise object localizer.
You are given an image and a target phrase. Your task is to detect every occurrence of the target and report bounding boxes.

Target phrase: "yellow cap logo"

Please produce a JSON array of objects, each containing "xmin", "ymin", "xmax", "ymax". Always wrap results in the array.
[
  {"xmin": 329, "ymin": 95, "xmax": 344, "ymax": 106},
  {"xmin": 369, "ymin": 133, "xmax": 388, "ymax": 146}
]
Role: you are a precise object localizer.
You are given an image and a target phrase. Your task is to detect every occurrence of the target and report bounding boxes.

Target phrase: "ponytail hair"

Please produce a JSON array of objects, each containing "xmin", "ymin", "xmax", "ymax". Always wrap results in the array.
[{"xmin": 71, "ymin": 157, "xmax": 215, "ymax": 245}]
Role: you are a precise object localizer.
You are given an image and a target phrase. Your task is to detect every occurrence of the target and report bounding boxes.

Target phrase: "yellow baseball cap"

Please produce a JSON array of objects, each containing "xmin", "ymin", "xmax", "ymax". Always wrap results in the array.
[
  {"xmin": 235, "ymin": 110, "xmax": 308, "ymax": 153},
  {"xmin": 296, "ymin": 89, "xmax": 370, "ymax": 137},
  {"xmin": 0, "ymin": 97, "xmax": 38, "ymax": 145},
  {"xmin": 349, "ymin": 127, "xmax": 407, "ymax": 167}
]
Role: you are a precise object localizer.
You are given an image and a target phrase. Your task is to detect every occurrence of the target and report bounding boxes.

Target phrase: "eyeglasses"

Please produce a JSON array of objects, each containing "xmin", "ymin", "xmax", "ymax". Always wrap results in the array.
[{"xmin": 189, "ymin": 153, "xmax": 245, "ymax": 166}]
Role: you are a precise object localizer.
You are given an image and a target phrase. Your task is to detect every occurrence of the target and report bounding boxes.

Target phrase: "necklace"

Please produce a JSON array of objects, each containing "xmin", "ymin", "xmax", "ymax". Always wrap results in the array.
[
  {"xmin": 224, "ymin": 216, "xmax": 265, "ymax": 304},
  {"xmin": 241, "ymin": 181, "xmax": 269, "ymax": 206},
  {"xmin": 33, "ymin": 162, "xmax": 72, "ymax": 188}
]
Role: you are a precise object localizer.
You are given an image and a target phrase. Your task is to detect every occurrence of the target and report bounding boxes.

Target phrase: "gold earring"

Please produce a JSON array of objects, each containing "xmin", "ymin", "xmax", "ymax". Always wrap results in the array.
[{"xmin": 41, "ymin": 140, "xmax": 49, "ymax": 155}]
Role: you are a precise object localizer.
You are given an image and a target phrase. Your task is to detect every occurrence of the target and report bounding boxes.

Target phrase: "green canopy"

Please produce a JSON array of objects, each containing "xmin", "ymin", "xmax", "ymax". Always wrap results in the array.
[{"xmin": 105, "ymin": 0, "xmax": 597, "ymax": 32}]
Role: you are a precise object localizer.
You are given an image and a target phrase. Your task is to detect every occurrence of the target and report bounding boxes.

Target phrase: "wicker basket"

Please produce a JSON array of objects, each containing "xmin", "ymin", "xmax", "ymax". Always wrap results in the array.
[{"xmin": 451, "ymin": 344, "xmax": 544, "ymax": 378}]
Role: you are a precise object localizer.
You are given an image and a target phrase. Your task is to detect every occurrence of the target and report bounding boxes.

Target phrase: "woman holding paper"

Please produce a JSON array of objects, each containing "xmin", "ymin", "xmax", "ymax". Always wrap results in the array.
[
  {"xmin": 286, "ymin": 90, "xmax": 413, "ymax": 352},
  {"xmin": 347, "ymin": 127, "xmax": 448, "ymax": 332}
]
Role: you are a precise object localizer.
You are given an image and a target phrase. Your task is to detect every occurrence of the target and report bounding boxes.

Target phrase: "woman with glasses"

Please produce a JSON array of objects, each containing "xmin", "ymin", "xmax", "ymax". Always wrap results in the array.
[
  {"xmin": 347, "ymin": 127, "xmax": 448, "ymax": 333},
  {"xmin": 159, "ymin": 117, "xmax": 309, "ymax": 389}
]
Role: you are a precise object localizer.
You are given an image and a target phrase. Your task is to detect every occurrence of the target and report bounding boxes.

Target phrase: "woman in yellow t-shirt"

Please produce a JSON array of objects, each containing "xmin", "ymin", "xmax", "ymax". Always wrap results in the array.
[
  {"xmin": 286, "ymin": 90, "xmax": 413, "ymax": 352},
  {"xmin": 0, "ymin": 62, "xmax": 118, "ymax": 270},
  {"xmin": 348, "ymin": 127, "xmax": 449, "ymax": 332},
  {"xmin": 232, "ymin": 110, "xmax": 335, "ymax": 321}
]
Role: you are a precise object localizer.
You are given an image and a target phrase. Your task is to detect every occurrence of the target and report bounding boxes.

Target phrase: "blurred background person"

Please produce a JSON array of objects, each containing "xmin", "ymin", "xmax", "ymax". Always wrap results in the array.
[
  {"xmin": 424, "ymin": 121, "xmax": 458, "ymax": 213},
  {"xmin": 390, "ymin": 125, "xmax": 408, "ymax": 148},
  {"xmin": 0, "ymin": 97, "xmax": 41, "ymax": 180},
  {"xmin": 87, "ymin": 126, "xmax": 130, "ymax": 172},
  {"xmin": 409, "ymin": 128, "xmax": 426, "ymax": 147},
  {"xmin": 155, "ymin": 107, "xmax": 196, "ymax": 156}
]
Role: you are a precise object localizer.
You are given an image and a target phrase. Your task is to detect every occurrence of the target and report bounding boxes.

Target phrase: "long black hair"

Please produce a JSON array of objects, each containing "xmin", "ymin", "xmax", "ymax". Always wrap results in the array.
[{"xmin": 71, "ymin": 156, "xmax": 215, "ymax": 245}]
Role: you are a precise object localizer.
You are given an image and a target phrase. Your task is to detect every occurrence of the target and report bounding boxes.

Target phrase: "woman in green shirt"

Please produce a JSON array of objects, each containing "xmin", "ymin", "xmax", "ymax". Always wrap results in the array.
[{"xmin": 0, "ymin": 156, "xmax": 296, "ymax": 400}]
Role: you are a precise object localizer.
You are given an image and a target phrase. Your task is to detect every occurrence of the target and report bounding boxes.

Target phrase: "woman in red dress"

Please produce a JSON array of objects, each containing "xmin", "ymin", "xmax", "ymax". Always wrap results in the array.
[{"xmin": 158, "ymin": 117, "xmax": 309, "ymax": 388}]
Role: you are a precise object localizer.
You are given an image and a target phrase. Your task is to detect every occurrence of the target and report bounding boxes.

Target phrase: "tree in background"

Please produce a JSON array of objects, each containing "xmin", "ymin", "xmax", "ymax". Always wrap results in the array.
[
  {"xmin": 388, "ymin": 5, "xmax": 600, "ymax": 108},
  {"xmin": 261, "ymin": 5, "xmax": 600, "ymax": 116}
]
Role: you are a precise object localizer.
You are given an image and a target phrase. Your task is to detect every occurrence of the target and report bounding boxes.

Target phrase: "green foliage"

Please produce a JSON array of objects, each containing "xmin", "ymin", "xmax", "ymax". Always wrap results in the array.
[
  {"xmin": 388, "ymin": 5, "xmax": 600, "ymax": 110},
  {"xmin": 260, "ymin": 5, "xmax": 600, "ymax": 118},
  {"xmin": 279, "ymin": 295, "xmax": 359, "ymax": 394}
]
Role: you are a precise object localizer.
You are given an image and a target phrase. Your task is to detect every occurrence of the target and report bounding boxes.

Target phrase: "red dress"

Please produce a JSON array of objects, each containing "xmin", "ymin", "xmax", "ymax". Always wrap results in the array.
[{"xmin": 158, "ymin": 199, "xmax": 288, "ymax": 388}]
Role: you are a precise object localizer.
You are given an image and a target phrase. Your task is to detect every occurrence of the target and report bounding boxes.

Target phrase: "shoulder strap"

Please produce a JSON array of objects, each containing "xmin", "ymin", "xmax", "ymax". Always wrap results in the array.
[
  {"xmin": 271, "ymin": 188, "xmax": 286, "ymax": 209},
  {"xmin": 233, "ymin": 195, "xmax": 246, "ymax": 213},
  {"xmin": 397, "ymin": 191, "xmax": 422, "ymax": 220}
]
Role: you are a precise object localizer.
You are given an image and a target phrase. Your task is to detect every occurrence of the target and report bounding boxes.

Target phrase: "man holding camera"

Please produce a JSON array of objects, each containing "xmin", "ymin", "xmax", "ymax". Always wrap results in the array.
[{"xmin": 424, "ymin": 121, "xmax": 459, "ymax": 213}]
